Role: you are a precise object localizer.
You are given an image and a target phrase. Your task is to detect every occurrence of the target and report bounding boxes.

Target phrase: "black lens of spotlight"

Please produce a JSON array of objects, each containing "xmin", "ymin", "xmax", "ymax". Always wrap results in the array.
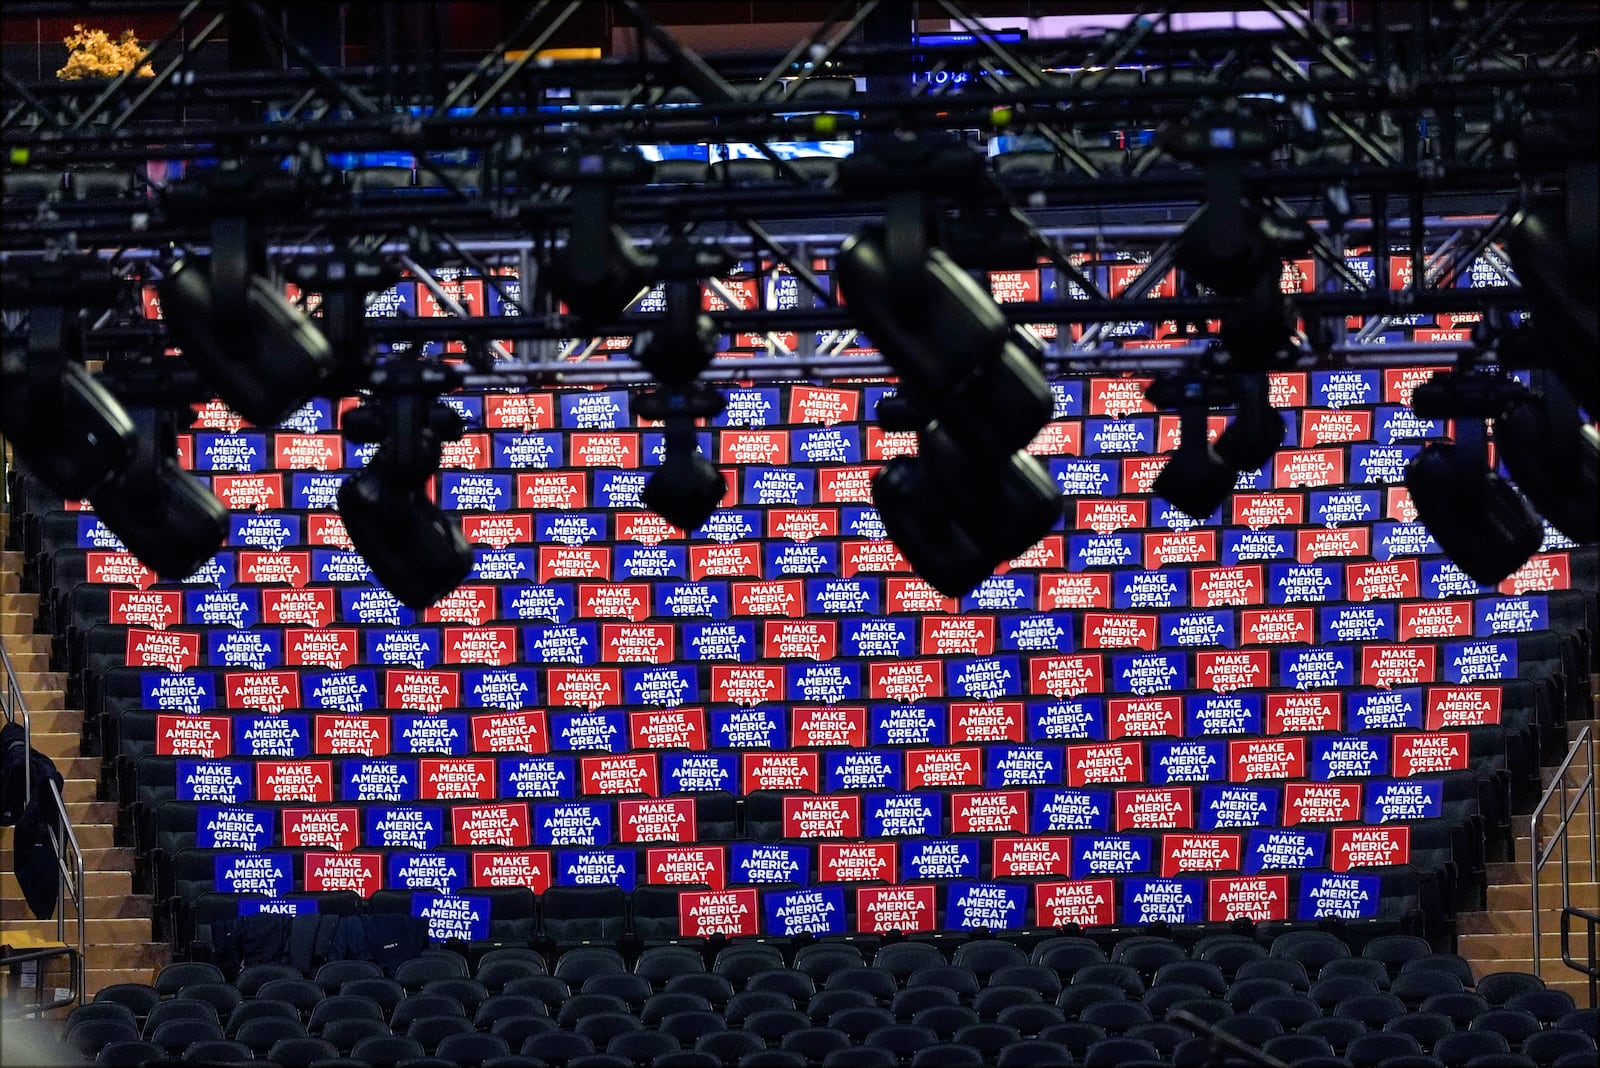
[
  {"xmin": 1405, "ymin": 442, "xmax": 1545, "ymax": 586},
  {"xmin": 1213, "ymin": 382, "xmax": 1287, "ymax": 472},
  {"xmin": 873, "ymin": 458, "xmax": 996, "ymax": 598},
  {"xmin": 642, "ymin": 450, "xmax": 727, "ymax": 532},
  {"xmin": 1496, "ymin": 392, "xmax": 1599, "ymax": 545},
  {"xmin": 339, "ymin": 470, "xmax": 473, "ymax": 609},
  {"xmin": 1152, "ymin": 439, "xmax": 1238, "ymax": 522},
  {"xmin": 0, "ymin": 358, "xmax": 136, "ymax": 500},
  {"xmin": 90, "ymin": 459, "xmax": 229, "ymax": 580}
]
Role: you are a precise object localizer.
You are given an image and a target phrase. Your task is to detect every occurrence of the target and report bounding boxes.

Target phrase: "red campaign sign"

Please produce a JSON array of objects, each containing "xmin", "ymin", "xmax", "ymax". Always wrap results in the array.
[
  {"xmin": 731, "ymin": 579, "xmax": 806, "ymax": 618},
  {"xmin": 1398, "ymin": 600, "xmax": 1472, "ymax": 640},
  {"xmin": 1073, "ymin": 500, "xmax": 1149, "ymax": 535},
  {"xmin": 743, "ymin": 752, "xmax": 821, "ymax": 793},
  {"xmin": 303, "ymin": 852, "xmax": 382, "ymax": 897},
  {"xmin": 1270, "ymin": 371, "xmax": 1310, "ymax": 410},
  {"xmin": 108, "ymin": 589, "xmax": 183, "ymax": 628},
  {"xmin": 701, "ymin": 277, "xmax": 760, "ymax": 311},
  {"xmin": 1392, "ymin": 731, "xmax": 1470, "ymax": 776},
  {"xmin": 155, "ymin": 714, "xmax": 231, "ymax": 758},
  {"xmin": 577, "ymin": 583, "xmax": 652, "ymax": 623},
  {"xmin": 792, "ymin": 706, "xmax": 867, "ymax": 748},
  {"xmin": 1233, "ymin": 493, "xmax": 1306, "ymax": 530},
  {"xmin": 286, "ymin": 627, "xmax": 359, "ymax": 670},
  {"xmin": 1296, "ymin": 527, "xmax": 1371, "ymax": 562},
  {"xmin": 868, "ymin": 660, "xmax": 944, "ymax": 702},
  {"xmin": 1208, "ymin": 875, "xmax": 1289, "ymax": 922},
  {"xmin": 618, "ymin": 797, "xmax": 695, "ymax": 843},
  {"xmin": 1160, "ymin": 833, "xmax": 1242, "ymax": 877},
  {"xmin": 306, "ymin": 514, "xmax": 352, "ymax": 549},
  {"xmin": 518, "ymin": 472, "xmax": 589, "ymax": 510},
  {"xmin": 568, "ymin": 433, "xmax": 640, "ymax": 469},
  {"xmin": 767, "ymin": 508, "xmax": 840, "ymax": 542},
  {"xmin": 888, "ymin": 577, "xmax": 959, "ymax": 615},
  {"xmin": 423, "ymin": 587, "xmax": 497, "ymax": 627},
  {"xmin": 712, "ymin": 665, "xmax": 785, "ymax": 707},
  {"xmin": 680, "ymin": 888, "xmax": 760, "ymax": 938},
  {"xmin": 857, "ymin": 884, "xmax": 937, "ymax": 934},
  {"xmin": 1108, "ymin": 697, "xmax": 1183, "ymax": 740},
  {"xmin": 1027, "ymin": 421, "xmax": 1081, "ymax": 458},
  {"xmin": 843, "ymin": 540, "xmax": 913, "ymax": 576},
  {"xmin": 789, "ymin": 385, "xmax": 861, "ymax": 426},
  {"xmin": 460, "ymin": 514, "xmax": 533, "ymax": 549},
  {"xmin": 905, "ymin": 747, "xmax": 984, "ymax": 789},
  {"xmin": 484, "ymin": 393, "xmax": 556, "ymax": 431},
  {"xmin": 1282, "ymin": 782, "xmax": 1362, "ymax": 825},
  {"xmin": 1279, "ymin": 258, "xmax": 1316, "ymax": 294},
  {"xmin": 1426, "ymin": 687, "xmax": 1503, "ymax": 729},
  {"xmin": 273, "ymin": 433, "xmax": 343, "ymax": 471},
  {"xmin": 1030, "ymin": 654, "xmax": 1105, "ymax": 698},
  {"xmin": 1066, "ymin": 741, "xmax": 1144, "ymax": 787},
  {"xmin": 262, "ymin": 587, "xmax": 336, "ymax": 628},
  {"xmin": 313, "ymin": 714, "xmax": 391, "ymax": 756},
  {"xmin": 1360, "ymin": 643, "xmax": 1437, "ymax": 687},
  {"xmin": 921, "ymin": 616, "xmax": 996, "ymax": 657},
  {"xmin": 950, "ymin": 702, "xmax": 1026, "ymax": 744},
  {"xmin": 420, "ymin": 758, "xmax": 497, "ymax": 800},
  {"xmin": 282, "ymin": 806, "xmax": 360, "ymax": 851},
  {"xmin": 1265, "ymin": 692, "xmax": 1342, "ymax": 735},
  {"xmin": 994, "ymin": 837, "xmax": 1073, "ymax": 877},
  {"xmin": 1331, "ymin": 825, "xmax": 1411, "ymax": 871},
  {"xmin": 1196, "ymin": 650, "xmax": 1271, "ymax": 694},
  {"xmin": 615, "ymin": 511, "xmax": 682, "ymax": 546},
  {"xmin": 988, "ymin": 269, "xmax": 1040, "ymax": 303},
  {"xmin": 691, "ymin": 543, "xmax": 763, "ymax": 580},
  {"xmin": 190, "ymin": 397, "xmax": 244, "ymax": 431},
  {"xmin": 1005, "ymin": 534, "xmax": 1065, "ymax": 572},
  {"xmin": 819, "ymin": 466, "xmax": 880, "ymax": 504},
  {"xmin": 1121, "ymin": 456, "xmax": 1168, "ymax": 497},
  {"xmin": 1083, "ymin": 613, "xmax": 1159, "ymax": 651},
  {"xmin": 719, "ymin": 429, "xmax": 789, "ymax": 465},
  {"xmin": 418, "ymin": 277, "xmax": 485, "ymax": 317},
  {"xmin": 819, "ymin": 841, "xmax": 899, "ymax": 882},
  {"xmin": 1498, "ymin": 552, "xmax": 1571, "ymax": 595},
  {"xmin": 1301, "ymin": 410, "xmax": 1375, "ymax": 447},
  {"xmin": 1191, "ymin": 565, "xmax": 1266, "ymax": 608},
  {"xmin": 471, "ymin": 711, "xmax": 550, "ymax": 754},
  {"xmin": 1088, "ymin": 376, "xmax": 1156, "ymax": 417},
  {"xmin": 212, "ymin": 474, "xmax": 285, "ymax": 512},
  {"xmin": 385, "ymin": 670, "xmax": 460, "ymax": 714},
  {"xmin": 1228, "ymin": 737, "xmax": 1307, "ymax": 782},
  {"xmin": 547, "ymin": 668, "xmax": 622, "ymax": 711},
  {"xmin": 1115, "ymin": 787, "xmax": 1194, "ymax": 831},
  {"xmin": 1346, "ymin": 559, "xmax": 1421, "ymax": 602},
  {"xmin": 1040, "ymin": 573, "xmax": 1112, "ymax": 610},
  {"xmin": 127, "ymin": 628, "xmax": 201, "ymax": 671},
  {"xmin": 227, "ymin": 670, "xmax": 301, "ymax": 712},
  {"xmin": 538, "ymin": 546, "xmax": 610, "ymax": 584},
  {"xmin": 1156, "ymin": 413, "xmax": 1228, "ymax": 453},
  {"xmin": 1414, "ymin": 327, "xmax": 1472, "ymax": 344},
  {"xmin": 1035, "ymin": 879, "xmax": 1116, "ymax": 927},
  {"xmin": 1383, "ymin": 367, "xmax": 1446, "ymax": 407},
  {"xmin": 782, "ymin": 795, "xmax": 862, "ymax": 839},
  {"xmin": 256, "ymin": 759, "xmax": 334, "ymax": 803},
  {"xmin": 473, "ymin": 851, "xmax": 552, "ymax": 892},
  {"xmin": 1242, "ymin": 608, "xmax": 1315, "ymax": 646},
  {"xmin": 629, "ymin": 708, "xmax": 707, "ymax": 751},
  {"xmin": 1144, "ymin": 530, "xmax": 1220, "ymax": 570},
  {"xmin": 647, "ymin": 846, "xmax": 726, "ymax": 889},
  {"xmin": 1275, "ymin": 448, "xmax": 1346, "ymax": 489},
  {"xmin": 601, "ymin": 623, "xmax": 676, "ymax": 665},
  {"xmin": 237, "ymin": 551, "xmax": 311, "ymax": 588},
  {"xmin": 864, "ymin": 426, "xmax": 919, "ymax": 461},
  {"xmin": 174, "ymin": 435, "xmax": 194, "ymax": 470},
  {"xmin": 951, "ymin": 790, "xmax": 1029, "ymax": 834}
]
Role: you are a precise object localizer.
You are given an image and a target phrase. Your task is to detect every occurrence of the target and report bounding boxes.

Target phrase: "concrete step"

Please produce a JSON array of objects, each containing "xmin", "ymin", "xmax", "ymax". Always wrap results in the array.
[
  {"xmin": 0, "ymin": 591, "xmax": 40, "ymax": 618},
  {"xmin": 22, "ymin": 732, "xmax": 83, "ymax": 760},
  {"xmin": 86, "ymin": 967, "xmax": 165, "ymax": 993},
  {"xmin": 17, "ymin": 710, "xmax": 88, "ymax": 736},
  {"xmin": 1458, "ymin": 908, "xmax": 1596, "ymax": 935},
  {"xmin": 0, "ymin": 892, "xmax": 147, "ymax": 921},
  {"xmin": 1459, "ymin": 930, "xmax": 1600, "ymax": 957},
  {"xmin": 56, "ymin": 780, "xmax": 102, "ymax": 807},
  {"xmin": 0, "ymin": 630, "xmax": 49, "ymax": 658},
  {"xmin": 1487, "ymin": 881, "xmax": 1600, "ymax": 910},
  {"xmin": 1515, "ymin": 836, "xmax": 1596, "ymax": 862},
  {"xmin": 14, "ymin": 690, "xmax": 65, "ymax": 712},
  {"xmin": 1487, "ymin": 862, "xmax": 1592, "ymax": 886},
  {"xmin": 11, "ymin": 672, "xmax": 67, "ymax": 692},
  {"xmin": 0, "ymin": 918, "xmax": 154, "ymax": 945},
  {"xmin": 0, "ymin": 819, "xmax": 115, "ymax": 850}
]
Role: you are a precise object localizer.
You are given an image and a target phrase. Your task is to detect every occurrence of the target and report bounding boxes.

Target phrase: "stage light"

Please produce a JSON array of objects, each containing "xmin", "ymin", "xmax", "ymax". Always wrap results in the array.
[
  {"xmin": 637, "ymin": 384, "xmax": 727, "ymax": 532},
  {"xmin": 540, "ymin": 150, "xmax": 655, "ymax": 323},
  {"xmin": 1153, "ymin": 401, "xmax": 1237, "ymax": 522},
  {"xmin": 1406, "ymin": 426, "xmax": 1545, "ymax": 586},
  {"xmin": 1212, "ymin": 373, "xmax": 1287, "ymax": 472},
  {"xmin": 1494, "ymin": 375, "xmax": 1598, "ymax": 545}
]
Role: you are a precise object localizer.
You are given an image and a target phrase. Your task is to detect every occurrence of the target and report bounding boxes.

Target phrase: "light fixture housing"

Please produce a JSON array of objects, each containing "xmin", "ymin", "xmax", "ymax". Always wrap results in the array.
[
  {"xmin": 338, "ymin": 468, "xmax": 474, "ymax": 610},
  {"xmin": 1406, "ymin": 427, "xmax": 1545, "ymax": 586}
]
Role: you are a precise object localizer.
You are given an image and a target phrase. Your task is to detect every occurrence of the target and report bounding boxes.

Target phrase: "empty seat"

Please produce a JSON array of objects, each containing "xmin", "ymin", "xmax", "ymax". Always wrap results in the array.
[
  {"xmin": 181, "ymin": 1038, "xmax": 252, "ymax": 1063},
  {"xmin": 1361, "ymin": 935, "xmax": 1435, "ymax": 975},
  {"xmin": 1384, "ymin": 1011, "xmax": 1458, "ymax": 1050},
  {"xmin": 1468, "ymin": 1010, "xmax": 1542, "ymax": 1047},
  {"xmin": 872, "ymin": 943, "xmax": 946, "ymax": 983},
  {"xmin": 1238, "ymin": 958, "xmax": 1312, "ymax": 991},
  {"xmin": 1079, "ymin": 1000, "xmax": 1151, "ymax": 1035},
  {"xmin": 1393, "ymin": 971, "xmax": 1465, "ymax": 1005},
  {"xmin": 636, "ymin": 946, "xmax": 708, "ymax": 987},
  {"xmin": 906, "ymin": 966, "xmax": 980, "ymax": 1000},
  {"xmin": 794, "ymin": 944, "xmax": 866, "ymax": 984},
  {"xmin": 1321, "ymin": 958, "xmax": 1394, "ymax": 991},
  {"xmin": 1153, "ymin": 961, "xmax": 1228, "ymax": 997},
  {"xmin": 437, "ymin": 1032, "xmax": 513, "ymax": 1066},
  {"xmin": 154, "ymin": 962, "xmax": 226, "ymax": 995},
  {"xmin": 665, "ymin": 973, "xmax": 735, "ymax": 1009},
  {"xmin": 713, "ymin": 944, "xmax": 787, "ymax": 987},
  {"xmin": 1271, "ymin": 932, "xmax": 1353, "ymax": 973},
  {"xmin": 70, "ymin": 1020, "xmax": 142, "ymax": 1057},
  {"xmin": 351, "ymin": 1034, "xmax": 428, "ymax": 1068},
  {"xmin": 827, "ymin": 969, "xmax": 898, "ymax": 1004},
  {"xmin": 94, "ymin": 1040, "xmax": 166, "ymax": 1068},
  {"xmin": 1504, "ymin": 989, "xmax": 1577, "ymax": 1024},
  {"xmin": 1475, "ymin": 974, "xmax": 1546, "ymax": 1007},
  {"xmin": 780, "ymin": 1026, "xmax": 851, "ymax": 1062},
  {"xmin": 321, "ymin": 1016, "xmax": 390, "ymax": 1052},
  {"xmin": 1083, "ymin": 1037, "xmax": 1162, "ymax": 1068},
  {"xmin": 911, "ymin": 1043, "xmax": 985, "ymax": 1066},
  {"xmin": 1400, "ymin": 955, "xmax": 1477, "ymax": 990},
  {"xmin": 727, "ymin": 991, "xmax": 797, "ymax": 1026},
  {"xmin": 94, "ymin": 984, "xmax": 162, "ymax": 1020},
  {"xmin": 995, "ymin": 1002, "xmax": 1065, "ymax": 1037},
  {"xmin": 952, "ymin": 940, "xmax": 1028, "ymax": 982},
  {"xmin": 1214, "ymin": 1013, "xmax": 1286, "ymax": 1046},
  {"xmin": 236, "ymin": 1016, "xmax": 310, "ymax": 1056},
  {"xmin": 746, "ymin": 969, "xmax": 817, "ymax": 1005},
  {"xmin": 1345, "ymin": 1031, "xmax": 1424, "ymax": 1068},
  {"xmin": 1521, "ymin": 1029, "xmax": 1597, "ymax": 1067},
  {"xmin": 660, "ymin": 1010, "xmax": 727, "ymax": 1046}
]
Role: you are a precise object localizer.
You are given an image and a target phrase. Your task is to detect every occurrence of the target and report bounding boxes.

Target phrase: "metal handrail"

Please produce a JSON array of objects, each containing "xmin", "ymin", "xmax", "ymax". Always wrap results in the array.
[
  {"xmin": 1531, "ymin": 725, "xmax": 1598, "ymax": 978},
  {"xmin": 1560, "ymin": 906, "xmax": 1600, "ymax": 1010}
]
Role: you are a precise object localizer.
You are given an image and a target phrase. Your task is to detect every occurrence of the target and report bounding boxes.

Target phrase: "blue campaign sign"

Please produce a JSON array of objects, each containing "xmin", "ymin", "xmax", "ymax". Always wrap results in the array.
[
  {"xmin": 183, "ymin": 553, "xmax": 232, "ymax": 587},
  {"xmin": 184, "ymin": 589, "xmax": 261, "ymax": 630},
  {"xmin": 1278, "ymin": 647, "xmax": 1355, "ymax": 690},
  {"xmin": 535, "ymin": 801, "xmax": 612, "ymax": 847},
  {"xmin": 842, "ymin": 618, "xmax": 915, "ymax": 659},
  {"xmin": 340, "ymin": 758, "xmax": 419, "ymax": 802},
  {"xmin": 625, "ymin": 666, "xmax": 698, "ymax": 709},
  {"xmin": 1027, "ymin": 697, "xmax": 1105, "ymax": 742},
  {"xmin": 695, "ymin": 510, "xmax": 762, "ymax": 544},
  {"xmin": 1031, "ymin": 788, "xmax": 1113, "ymax": 832},
  {"xmin": 902, "ymin": 839, "xmax": 979, "ymax": 881},
  {"xmin": 278, "ymin": 398, "xmax": 335, "ymax": 433},
  {"xmin": 207, "ymin": 629, "xmax": 283, "ymax": 669},
  {"xmin": 1346, "ymin": 687, "xmax": 1425, "ymax": 732},
  {"xmin": 388, "ymin": 851, "xmax": 469, "ymax": 892},
  {"xmin": 76, "ymin": 515, "xmax": 124, "ymax": 550},
  {"xmin": 1443, "ymin": 639, "xmax": 1517, "ymax": 683},
  {"xmin": 413, "ymin": 894, "xmax": 492, "ymax": 941},
  {"xmin": 743, "ymin": 467, "xmax": 816, "ymax": 506},
  {"xmin": 393, "ymin": 715, "xmax": 470, "ymax": 756},
  {"xmin": 806, "ymin": 577, "xmax": 881, "ymax": 615},
  {"xmin": 1084, "ymin": 417, "xmax": 1156, "ymax": 456},
  {"xmin": 595, "ymin": 470, "xmax": 649, "ymax": 510},
  {"xmin": 1309, "ymin": 488, "xmax": 1380, "ymax": 528},
  {"xmin": 1151, "ymin": 499, "xmax": 1221, "ymax": 531},
  {"xmin": 710, "ymin": 707, "xmax": 787, "ymax": 749},
  {"xmin": 1310, "ymin": 735, "xmax": 1389, "ymax": 780},
  {"xmin": 1051, "ymin": 457, "xmax": 1120, "ymax": 496},
  {"xmin": 986, "ymin": 745, "xmax": 1065, "ymax": 788},
  {"xmin": 864, "ymin": 791, "xmax": 940, "ymax": 837},
  {"xmin": 870, "ymin": 704, "xmax": 947, "ymax": 747},
  {"xmin": 1375, "ymin": 405, "xmax": 1447, "ymax": 445},
  {"xmin": 1221, "ymin": 529, "xmax": 1294, "ymax": 565},
  {"xmin": 499, "ymin": 756, "xmax": 577, "ymax": 800},
  {"xmin": 842, "ymin": 506, "xmax": 887, "ymax": 541},
  {"xmin": 946, "ymin": 656, "xmax": 1024, "ymax": 701},
  {"xmin": 1123, "ymin": 877, "xmax": 1205, "ymax": 925},
  {"xmin": 470, "ymin": 548, "xmax": 537, "ymax": 585},
  {"xmin": 1186, "ymin": 694, "xmax": 1263, "ymax": 738},
  {"xmin": 290, "ymin": 472, "xmax": 349, "ymax": 510},
  {"xmin": 962, "ymin": 574, "xmax": 1035, "ymax": 614},
  {"xmin": 945, "ymin": 881, "xmax": 1028, "ymax": 930},
  {"xmin": 731, "ymin": 842, "xmax": 809, "ymax": 885},
  {"xmin": 339, "ymin": 587, "xmax": 414, "ymax": 626},
  {"xmin": 1162, "ymin": 610, "xmax": 1235, "ymax": 649},
  {"xmin": 441, "ymin": 473, "xmax": 514, "ymax": 512},
  {"xmin": 177, "ymin": 759, "xmax": 251, "ymax": 803},
  {"xmin": 550, "ymin": 711, "xmax": 628, "ymax": 754},
  {"xmin": 1148, "ymin": 741, "xmax": 1227, "ymax": 785},
  {"xmin": 141, "ymin": 670, "xmax": 217, "ymax": 713},
  {"xmin": 215, "ymin": 852, "xmax": 293, "ymax": 896},
  {"xmin": 196, "ymin": 432, "xmax": 270, "ymax": 473},
  {"xmin": 304, "ymin": 670, "xmax": 380, "ymax": 714},
  {"xmin": 1311, "ymin": 368, "xmax": 1380, "ymax": 409},
  {"xmin": 714, "ymin": 386, "xmax": 782, "ymax": 428},
  {"xmin": 792, "ymin": 427, "xmax": 862, "ymax": 465},
  {"xmin": 1352, "ymin": 443, "xmax": 1420, "ymax": 485},
  {"xmin": 560, "ymin": 390, "xmax": 630, "ymax": 429},
  {"xmin": 492, "ymin": 431, "xmax": 563, "ymax": 470},
  {"xmin": 1320, "ymin": 604, "xmax": 1396, "ymax": 644},
  {"xmin": 195, "ymin": 805, "xmax": 271, "ymax": 850},
  {"xmin": 522, "ymin": 624, "xmax": 599, "ymax": 666},
  {"xmin": 1268, "ymin": 562, "xmax": 1343, "ymax": 604},
  {"xmin": 641, "ymin": 431, "xmax": 715, "ymax": 465},
  {"xmin": 765, "ymin": 542, "xmax": 839, "ymax": 577},
  {"xmin": 1000, "ymin": 614, "xmax": 1072, "ymax": 653},
  {"xmin": 1244, "ymin": 828, "xmax": 1326, "ymax": 873},
  {"xmin": 1373, "ymin": 521, "xmax": 1439, "ymax": 560},
  {"xmin": 239, "ymin": 897, "xmax": 315, "ymax": 917},
  {"xmin": 343, "ymin": 440, "xmax": 380, "ymax": 468},
  {"xmin": 436, "ymin": 395, "xmax": 482, "ymax": 429},
  {"xmin": 682, "ymin": 621, "xmax": 755, "ymax": 661},
  {"xmin": 788, "ymin": 663, "xmax": 862, "ymax": 704},
  {"xmin": 1072, "ymin": 835, "xmax": 1153, "ymax": 878},
  {"xmin": 366, "ymin": 628, "xmax": 442, "ymax": 669},
  {"xmin": 536, "ymin": 512, "xmax": 606, "ymax": 546},
  {"xmin": 236, "ymin": 714, "xmax": 311, "ymax": 758},
  {"xmin": 1419, "ymin": 559, "xmax": 1489, "ymax": 600},
  {"xmin": 1364, "ymin": 779, "xmax": 1444, "ymax": 823},
  {"xmin": 656, "ymin": 583, "xmax": 732, "ymax": 620},
  {"xmin": 463, "ymin": 668, "xmax": 539, "ymax": 711},
  {"xmin": 1298, "ymin": 872, "xmax": 1381, "ymax": 920},
  {"xmin": 662, "ymin": 753, "xmax": 738, "ymax": 794},
  {"xmin": 227, "ymin": 512, "xmax": 300, "ymax": 551},
  {"xmin": 1112, "ymin": 651, "xmax": 1186, "ymax": 696},
  {"xmin": 1052, "ymin": 380, "xmax": 1085, "ymax": 417},
  {"xmin": 1070, "ymin": 533, "xmax": 1142, "ymax": 572},
  {"xmin": 1199, "ymin": 785, "xmax": 1279, "ymax": 831},
  {"xmin": 765, "ymin": 886, "xmax": 847, "ymax": 936},
  {"xmin": 1475, "ymin": 595, "xmax": 1548, "ymax": 635},
  {"xmin": 863, "ymin": 385, "xmax": 897, "ymax": 420},
  {"xmin": 364, "ymin": 806, "xmax": 446, "ymax": 850},
  {"xmin": 311, "ymin": 549, "xmax": 372, "ymax": 585},
  {"xmin": 1115, "ymin": 569, "xmax": 1187, "ymax": 610}
]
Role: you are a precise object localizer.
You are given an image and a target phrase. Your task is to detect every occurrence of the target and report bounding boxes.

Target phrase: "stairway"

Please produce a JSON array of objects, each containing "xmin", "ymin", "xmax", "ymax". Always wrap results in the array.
[
  {"xmin": 1457, "ymin": 710, "xmax": 1600, "ymax": 1003},
  {"xmin": 0, "ymin": 533, "xmax": 169, "ymax": 1001}
]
